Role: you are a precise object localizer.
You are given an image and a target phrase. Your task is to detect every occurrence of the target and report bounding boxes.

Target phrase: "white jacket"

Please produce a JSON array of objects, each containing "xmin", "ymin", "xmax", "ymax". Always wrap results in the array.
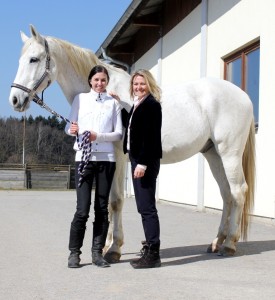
[{"xmin": 65, "ymin": 89, "xmax": 123, "ymax": 162}]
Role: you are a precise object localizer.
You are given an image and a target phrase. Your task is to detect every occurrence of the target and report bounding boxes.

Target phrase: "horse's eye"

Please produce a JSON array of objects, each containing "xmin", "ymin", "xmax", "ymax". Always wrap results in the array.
[{"xmin": 30, "ymin": 57, "xmax": 39, "ymax": 63}]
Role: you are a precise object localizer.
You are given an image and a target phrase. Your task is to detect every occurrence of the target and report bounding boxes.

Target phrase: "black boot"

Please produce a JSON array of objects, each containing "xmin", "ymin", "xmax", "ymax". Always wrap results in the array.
[
  {"xmin": 68, "ymin": 224, "xmax": 85, "ymax": 268},
  {"xmin": 92, "ymin": 250, "xmax": 110, "ymax": 268},
  {"xmin": 130, "ymin": 244, "xmax": 161, "ymax": 269},
  {"xmin": 68, "ymin": 251, "xmax": 81, "ymax": 268},
  {"xmin": 92, "ymin": 221, "xmax": 110, "ymax": 268},
  {"xmin": 130, "ymin": 241, "xmax": 149, "ymax": 265}
]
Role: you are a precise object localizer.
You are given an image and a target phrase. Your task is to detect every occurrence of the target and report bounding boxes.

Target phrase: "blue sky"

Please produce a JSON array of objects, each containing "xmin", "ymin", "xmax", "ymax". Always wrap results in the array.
[{"xmin": 0, "ymin": 0, "xmax": 132, "ymax": 120}]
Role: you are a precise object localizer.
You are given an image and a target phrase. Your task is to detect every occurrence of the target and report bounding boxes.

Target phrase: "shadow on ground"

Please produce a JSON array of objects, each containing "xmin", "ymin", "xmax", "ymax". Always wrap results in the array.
[{"xmin": 120, "ymin": 240, "xmax": 275, "ymax": 267}]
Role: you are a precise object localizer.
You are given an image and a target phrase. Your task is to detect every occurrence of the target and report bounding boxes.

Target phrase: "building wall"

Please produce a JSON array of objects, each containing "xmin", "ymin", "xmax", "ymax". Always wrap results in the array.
[
  {"xmin": 253, "ymin": 0, "xmax": 275, "ymax": 218},
  {"xmin": 133, "ymin": 0, "xmax": 275, "ymax": 219}
]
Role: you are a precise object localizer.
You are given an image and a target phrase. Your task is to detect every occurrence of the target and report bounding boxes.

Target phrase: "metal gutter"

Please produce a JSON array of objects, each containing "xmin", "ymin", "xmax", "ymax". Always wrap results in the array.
[
  {"xmin": 197, "ymin": 0, "xmax": 208, "ymax": 212},
  {"xmin": 95, "ymin": 0, "xmax": 144, "ymax": 57}
]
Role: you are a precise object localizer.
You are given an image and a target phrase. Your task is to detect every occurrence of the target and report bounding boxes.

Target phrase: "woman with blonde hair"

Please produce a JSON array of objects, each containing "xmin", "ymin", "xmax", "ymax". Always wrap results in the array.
[{"xmin": 119, "ymin": 69, "xmax": 162, "ymax": 268}]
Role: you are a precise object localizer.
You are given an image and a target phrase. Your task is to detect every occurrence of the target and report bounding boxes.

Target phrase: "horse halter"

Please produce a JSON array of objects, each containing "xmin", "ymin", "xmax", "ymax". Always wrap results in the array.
[
  {"xmin": 11, "ymin": 38, "xmax": 52, "ymax": 109},
  {"xmin": 10, "ymin": 38, "xmax": 71, "ymax": 123}
]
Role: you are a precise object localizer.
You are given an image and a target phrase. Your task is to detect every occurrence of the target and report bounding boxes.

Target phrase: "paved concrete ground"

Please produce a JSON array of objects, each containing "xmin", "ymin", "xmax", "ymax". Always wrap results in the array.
[{"xmin": 0, "ymin": 190, "xmax": 275, "ymax": 300}]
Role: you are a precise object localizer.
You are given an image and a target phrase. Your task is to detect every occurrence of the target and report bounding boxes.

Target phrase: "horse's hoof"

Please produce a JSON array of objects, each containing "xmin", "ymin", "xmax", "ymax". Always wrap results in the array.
[
  {"xmin": 206, "ymin": 244, "xmax": 219, "ymax": 253},
  {"xmin": 217, "ymin": 246, "xmax": 235, "ymax": 257},
  {"xmin": 104, "ymin": 252, "xmax": 121, "ymax": 264}
]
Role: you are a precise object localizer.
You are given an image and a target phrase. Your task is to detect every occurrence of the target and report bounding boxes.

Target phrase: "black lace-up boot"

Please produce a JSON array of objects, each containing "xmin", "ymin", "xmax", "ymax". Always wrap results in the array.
[{"xmin": 130, "ymin": 243, "xmax": 161, "ymax": 269}]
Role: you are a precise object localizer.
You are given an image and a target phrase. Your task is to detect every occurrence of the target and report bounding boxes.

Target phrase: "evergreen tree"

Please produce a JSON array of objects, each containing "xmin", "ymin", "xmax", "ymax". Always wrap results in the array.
[{"xmin": 0, "ymin": 115, "xmax": 75, "ymax": 165}]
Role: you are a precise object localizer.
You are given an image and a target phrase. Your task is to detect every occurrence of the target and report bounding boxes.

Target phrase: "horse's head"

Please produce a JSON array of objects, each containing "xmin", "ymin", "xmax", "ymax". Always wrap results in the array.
[{"xmin": 9, "ymin": 25, "xmax": 57, "ymax": 112}]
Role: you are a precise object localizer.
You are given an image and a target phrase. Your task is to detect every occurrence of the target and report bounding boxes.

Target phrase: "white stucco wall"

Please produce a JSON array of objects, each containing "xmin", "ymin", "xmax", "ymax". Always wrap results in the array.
[
  {"xmin": 252, "ymin": 0, "xmax": 275, "ymax": 218},
  {"xmin": 204, "ymin": 0, "xmax": 275, "ymax": 217},
  {"xmin": 131, "ymin": 0, "xmax": 275, "ymax": 219}
]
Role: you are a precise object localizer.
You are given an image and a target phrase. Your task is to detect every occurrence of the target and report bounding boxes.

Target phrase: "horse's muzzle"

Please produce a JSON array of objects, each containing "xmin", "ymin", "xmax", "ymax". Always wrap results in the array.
[{"xmin": 10, "ymin": 92, "xmax": 30, "ymax": 112}]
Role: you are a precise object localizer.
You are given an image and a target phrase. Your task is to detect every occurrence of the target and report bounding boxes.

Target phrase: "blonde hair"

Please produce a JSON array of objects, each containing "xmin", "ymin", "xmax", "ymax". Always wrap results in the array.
[{"xmin": 130, "ymin": 69, "xmax": 161, "ymax": 102}]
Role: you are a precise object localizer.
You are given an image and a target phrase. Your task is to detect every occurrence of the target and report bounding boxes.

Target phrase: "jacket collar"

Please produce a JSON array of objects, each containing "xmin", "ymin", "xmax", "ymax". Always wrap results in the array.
[
  {"xmin": 89, "ymin": 89, "xmax": 107, "ymax": 102},
  {"xmin": 133, "ymin": 93, "xmax": 150, "ymax": 108}
]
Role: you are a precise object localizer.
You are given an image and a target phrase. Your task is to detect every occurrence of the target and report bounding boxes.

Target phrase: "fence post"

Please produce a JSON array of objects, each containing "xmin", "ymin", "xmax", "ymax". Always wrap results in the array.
[
  {"xmin": 24, "ymin": 163, "xmax": 27, "ymax": 189},
  {"xmin": 67, "ymin": 165, "xmax": 71, "ymax": 189}
]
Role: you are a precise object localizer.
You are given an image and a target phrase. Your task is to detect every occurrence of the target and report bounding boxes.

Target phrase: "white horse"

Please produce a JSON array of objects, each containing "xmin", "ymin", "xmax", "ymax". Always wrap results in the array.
[{"xmin": 9, "ymin": 25, "xmax": 255, "ymax": 260}]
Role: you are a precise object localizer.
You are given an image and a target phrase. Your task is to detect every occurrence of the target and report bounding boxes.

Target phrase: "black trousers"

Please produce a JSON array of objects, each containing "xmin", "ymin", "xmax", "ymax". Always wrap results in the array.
[
  {"xmin": 129, "ymin": 153, "xmax": 160, "ymax": 247},
  {"xmin": 69, "ymin": 161, "xmax": 116, "ymax": 251}
]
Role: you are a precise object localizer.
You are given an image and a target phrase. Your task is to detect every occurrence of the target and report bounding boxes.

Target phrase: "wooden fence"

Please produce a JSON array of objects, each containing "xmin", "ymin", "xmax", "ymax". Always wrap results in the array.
[{"xmin": 0, "ymin": 164, "xmax": 75, "ymax": 190}]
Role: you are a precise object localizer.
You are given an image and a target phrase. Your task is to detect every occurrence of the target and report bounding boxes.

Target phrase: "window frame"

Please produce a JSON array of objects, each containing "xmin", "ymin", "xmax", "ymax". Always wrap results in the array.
[
  {"xmin": 223, "ymin": 40, "xmax": 260, "ymax": 131},
  {"xmin": 223, "ymin": 40, "xmax": 260, "ymax": 90}
]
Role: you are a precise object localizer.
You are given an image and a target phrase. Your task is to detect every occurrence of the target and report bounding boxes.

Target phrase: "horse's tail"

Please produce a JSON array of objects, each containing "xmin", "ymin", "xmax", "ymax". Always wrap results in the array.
[{"xmin": 241, "ymin": 118, "xmax": 256, "ymax": 240}]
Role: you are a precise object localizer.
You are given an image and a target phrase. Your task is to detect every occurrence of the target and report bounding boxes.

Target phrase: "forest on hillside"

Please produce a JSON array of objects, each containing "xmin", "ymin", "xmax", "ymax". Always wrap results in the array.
[{"xmin": 0, "ymin": 115, "xmax": 75, "ymax": 165}]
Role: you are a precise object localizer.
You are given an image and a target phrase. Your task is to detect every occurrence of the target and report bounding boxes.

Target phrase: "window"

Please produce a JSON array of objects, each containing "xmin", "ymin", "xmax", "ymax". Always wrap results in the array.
[{"xmin": 224, "ymin": 41, "xmax": 260, "ymax": 130}]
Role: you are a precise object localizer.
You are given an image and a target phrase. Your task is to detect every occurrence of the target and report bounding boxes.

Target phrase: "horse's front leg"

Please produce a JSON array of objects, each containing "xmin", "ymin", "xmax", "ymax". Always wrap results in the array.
[
  {"xmin": 103, "ymin": 156, "xmax": 126, "ymax": 263},
  {"xmin": 104, "ymin": 193, "xmax": 124, "ymax": 263}
]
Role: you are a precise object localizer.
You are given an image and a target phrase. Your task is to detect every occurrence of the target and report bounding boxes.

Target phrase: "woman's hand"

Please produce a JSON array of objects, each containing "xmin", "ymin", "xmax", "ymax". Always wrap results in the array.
[
  {"xmin": 134, "ymin": 166, "xmax": 145, "ymax": 178},
  {"xmin": 89, "ymin": 130, "xmax": 97, "ymax": 142},
  {"xmin": 109, "ymin": 91, "xmax": 121, "ymax": 101},
  {"xmin": 70, "ymin": 122, "xmax": 79, "ymax": 135}
]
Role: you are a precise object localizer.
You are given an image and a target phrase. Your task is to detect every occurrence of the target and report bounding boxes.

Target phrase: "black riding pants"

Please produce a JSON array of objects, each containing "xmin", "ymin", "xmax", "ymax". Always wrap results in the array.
[
  {"xmin": 71, "ymin": 161, "xmax": 116, "ymax": 232},
  {"xmin": 129, "ymin": 153, "xmax": 160, "ymax": 247}
]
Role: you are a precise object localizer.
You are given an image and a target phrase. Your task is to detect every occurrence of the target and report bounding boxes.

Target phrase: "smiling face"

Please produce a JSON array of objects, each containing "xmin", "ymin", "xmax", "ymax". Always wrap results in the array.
[
  {"xmin": 89, "ymin": 72, "xmax": 108, "ymax": 93},
  {"xmin": 132, "ymin": 75, "xmax": 149, "ymax": 100}
]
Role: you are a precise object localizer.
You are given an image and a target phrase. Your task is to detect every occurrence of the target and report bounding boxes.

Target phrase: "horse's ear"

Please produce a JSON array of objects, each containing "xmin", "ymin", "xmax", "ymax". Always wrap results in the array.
[
  {"xmin": 20, "ymin": 31, "xmax": 29, "ymax": 43},
  {"xmin": 29, "ymin": 24, "xmax": 44, "ymax": 44}
]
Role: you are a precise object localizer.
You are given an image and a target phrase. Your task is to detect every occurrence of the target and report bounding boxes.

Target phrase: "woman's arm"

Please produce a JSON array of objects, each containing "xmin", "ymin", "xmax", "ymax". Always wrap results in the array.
[
  {"xmin": 65, "ymin": 95, "xmax": 80, "ymax": 136},
  {"xmin": 95, "ymin": 101, "xmax": 123, "ymax": 142},
  {"xmin": 109, "ymin": 91, "xmax": 130, "ymax": 128}
]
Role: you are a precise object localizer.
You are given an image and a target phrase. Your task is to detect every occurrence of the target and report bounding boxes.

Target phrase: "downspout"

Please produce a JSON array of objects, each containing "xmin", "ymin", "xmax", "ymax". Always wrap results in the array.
[
  {"xmin": 197, "ymin": 0, "xmax": 208, "ymax": 211},
  {"xmin": 156, "ymin": 27, "xmax": 163, "ymax": 202},
  {"xmin": 157, "ymin": 27, "xmax": 163, "ymax": 86}
]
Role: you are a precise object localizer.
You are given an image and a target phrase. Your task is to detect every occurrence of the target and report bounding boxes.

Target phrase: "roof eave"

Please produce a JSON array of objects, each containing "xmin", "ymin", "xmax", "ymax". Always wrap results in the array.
[{"xmin": 95, "ymin": 0, "xmax": 144, "ymax": 57}]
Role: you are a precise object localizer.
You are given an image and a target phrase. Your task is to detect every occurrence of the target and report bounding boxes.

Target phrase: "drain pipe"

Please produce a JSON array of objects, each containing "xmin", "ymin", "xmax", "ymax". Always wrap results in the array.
[
  {"xmin": 156, "ymin": 27, "xmax": 163, "ymax": 202},
  {"xmin": 197, "ymin": 0, "xmax": 208, "ymax": 211}
]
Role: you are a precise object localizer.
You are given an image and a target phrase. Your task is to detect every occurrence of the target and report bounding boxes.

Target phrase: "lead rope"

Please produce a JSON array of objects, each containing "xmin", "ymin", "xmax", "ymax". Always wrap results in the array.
[
  {"xmin": 77, "ymin": 131, "xmax": 92, "ymax": 187},
  {"xmin": 76, "ymin": 92, "xmax": 102, "ymax": 186},
  {"xmin": 12, "ymin": 86, "xmax": 100, "ymax": 188},
  {"xmin": 28, "ymin": 90, "xmax": 93, "ymax": 187},
  {"xmin": 29, "ymin": 92, "xmax": 93, "ymax": 187},
  {"xmin": 29, "ymin": 92, "xmax": 93, "ymax": 186},
  {"xmin": 73, "ymin": 93, "xmax": 102, "ymax": 187}
]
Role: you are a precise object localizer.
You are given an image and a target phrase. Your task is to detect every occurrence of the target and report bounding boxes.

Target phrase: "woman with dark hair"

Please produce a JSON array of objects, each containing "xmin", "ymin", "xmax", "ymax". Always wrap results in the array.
[{"xmin": 65, "ymin": 65, "xmax": 123, "ymax": 268}]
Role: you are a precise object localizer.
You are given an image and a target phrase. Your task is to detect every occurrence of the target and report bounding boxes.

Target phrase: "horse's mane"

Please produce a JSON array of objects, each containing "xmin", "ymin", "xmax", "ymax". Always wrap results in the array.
[
  {"xmin": 22, "ymin": 36, "xmax": 100, "ymax": 80},
  {"xmin": 51, "ymin": 37, "xmax": 129, "ymax": 78},
  {"xmin": 51, "ymin": 37, "xmax": 102, "ymax": 80},
  {"xmin": 22, "ymin": 34, "xmax": 128, "ymax": 83}
]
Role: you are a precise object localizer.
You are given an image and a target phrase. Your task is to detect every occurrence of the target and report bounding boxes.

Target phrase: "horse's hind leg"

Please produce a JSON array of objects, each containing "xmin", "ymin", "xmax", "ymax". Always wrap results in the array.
[
  {"xmin": 218, "ymin": 152, "xmax": 247, "ymax": 255},
  {"xmin": 203, "ymin": 147, "xmax": 233, "ymax": 253}
]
